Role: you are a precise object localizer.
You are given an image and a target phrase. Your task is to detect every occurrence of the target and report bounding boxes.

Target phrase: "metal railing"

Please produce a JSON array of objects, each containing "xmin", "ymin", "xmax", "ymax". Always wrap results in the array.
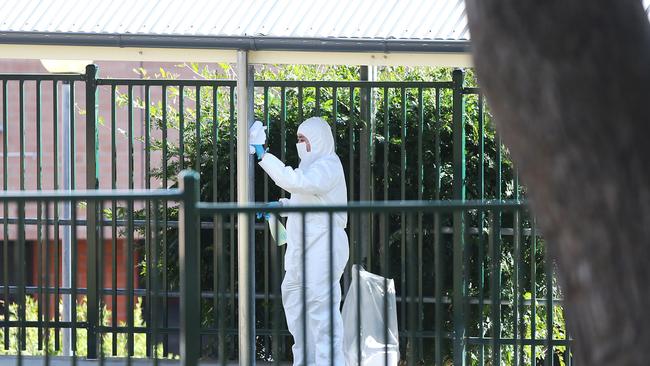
[
  {"xmin": 0, "ymin": 66, "xmax": 573, "ymax": 365},
  {"xmin": 0, "ymin": 172, "xmax": 572, "ymax": 365}
]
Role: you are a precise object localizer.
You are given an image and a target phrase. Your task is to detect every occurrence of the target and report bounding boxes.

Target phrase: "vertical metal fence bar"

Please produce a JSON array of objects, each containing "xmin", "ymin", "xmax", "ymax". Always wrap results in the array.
[
  {"xmin": 263, "ymin": 86, "xmax": 271, "ymax": 358},
  {"xmin": 162, "ymin": 85, "xmax": 169, "ymax": 356},
  {"xmin": 229, "ymin": 87, "xmax": 236, "ymax": 357},
  {"xmin": 179, "ymin": 171, "xmax": 201, "ymax": 366},
  {"xmin": 563, "ymin": 272, "xmax": 569, "ymax": 364},
  {"xmin": 0, "ymin": 83, "xmax": 6, "ymax": 348},
  {"xmin": 19, "ymin": 80, "xmax": 24, "ymax": 191},
  {"xmin": 513, "ymin": 206, "xmax": 521, "ymax": 366},
  {"xmin": 71, "ymin": 198, "xmax": 78, "ymax": 355},
  {"xmin": 452, "ymin": 69, "xmax": 467, "ymax": 366},
  {"xmin": 196, "ymin": 83, "xmax": 205, "ymax": 348},
  {"xmin": 328, "ymin": 212, "xmax": 334, "ymax": 366},
  {"xmin": 315, "ymin": 86, "xmax": 321, "ymax": 116},
  {"xmin": 383, "ymin": 211, "xmax": 390, "ymax": 366},
  {"xmin": 359, "ymin": 70, "xmax": 372, "ymax": 269},
  {"xmin": 278, "ymin": 86, "xmax": 287, "ymax": 360},
  {"xmin": 98, "ymin": 199, "xmax": 105, "ymax": 365},
  {"xmin": 69, "ymin": 81, "xmax": 76, "ymax": 192},
  {"xmin": 212, "ymin": 205, "xmax": 220, "ymax": 356},
  {"xmin": 44, "ymin": 200, "xmax": 51, "ymax": 363},
  {"xmin": 52, "ymin": 80, "xmax": 60, "ymax": 352},
  {"xmin": 416, "ymin": 87, "xmax": 424, "ymax": 361},
  {"xmin": 515, "ymin": 175, "xmax": 523, "ymax": 366},
  {"xmin": 277, "ymin": 86, "xmax": 287, "ymax": 360},
  {"xmin": 36, "ymin": 79, "xmax": 44, "ymax": 351},
  {"xmin": 196, "ymin": 85, "xmax": 201, "ymax": 174},
  {"xmin": 349, "ymin": 86, "xmax": 355, "ymax": 203},
  {"xmin": 179, "ymin": 85, "xmax": 185, "ymax": 170},
  {"xmin": 85, "ymin": 64, "xmax": 100, "ymax": 359},
  {"xmin": 70, "ymin": 80, "xmax": 79, "ymax": 358},
  {"xmin": 280, "ymin": 86, "xmax": 287, "ymax": 164},
  {"xmin": 1, "ymin": 79, "xmax": 7, "ymax": 351},
  {"xmin": 17, "ymin": 200, "xmax": 26, "ymax": 351},
  {"xmin": 0, "ymin": 80, "xmax": 7, "ymax": 351},
  {"xmin": 110, "ymin": 84, "xmax": 118, "ymax": 356},
  {"xmin": 399, "ymin": 87, "xmax": 407, "ymax": 360},
  {"xmin": 546, "ymin": 251, "xmax": 553, "ymax": 366},
  {"xmin": 407, "ymin": 212, "xmax": 417, "ymax": 366},
  {"xmin": 491, "ymin": 131, "xmax": 503, "ymax": 364},
  {"xmin": 302, "ymin": 214, "xmax": 308, "ymax": 366},
  {"xmin": 348, "ymin": 86, "xmax": 356, "ymax": 295},
  {"xmin": 211, "ymin": 86, "xmax": 226, "ymax": 365},
  {"xmin": 382, "ymin": 89, "xmax": 389, "ymax": 220},
  {"xmin": 380, "ymin": 86, "xmax": 389, "ymax": 328},
  {"xmin": 144, "ymin": 84, "xmax": 153, "ymax": 358},
  {"xmin": 369, "ymin": 85, "xmax": 375, "ymax": 271},
  {"xmin": 126, "ymin": 84, "xmax": 135, "ymax": 357},
  {"xmin": 487, "ymin": 211, "xmax": 494, "ymax": 363},
  {"xmin": 152, "ymin": 199, "xmax": 160, "ymax": 366},
  {"xmin": 271, "ymin": 212, "xmax": 281, "ymax": 366},
  {"xmin": 382, "ymin": 87, "xmax": 390, "ymax": 366},
  {"xmin": 434, "ymin": 87, "xmax": 442, "ymax": 366},
  {"xmin": 15, "ymin": 104, "xmax": 28, "ymax": 366},
  {"xmin": 217, "ymin": 213, "xmax": 227, "ymax": 366},
  {"xmin": 355, "ymin": 212, "xmax": 362, "ymax": 366},
  {"xmin": 212, "ymin": 85, "xmax": 219, "ymax": 204},
  {"xmin": 531, "ymin": 217, "xmax": 537, "ymax": 364},
  {"xmin": 332, "ymin": 87, "xmax": 338, "ymax": 151},
  {"xmin": 68, "ymin": 80, "xmax": 77, "ymax": 189},
  {"xmin": 477, "ymin": 94, "xmax": 485, "ymax": 366},
  {"xmin": 298, "ymin": 85, "xmax": 304, "ymax": 123}
]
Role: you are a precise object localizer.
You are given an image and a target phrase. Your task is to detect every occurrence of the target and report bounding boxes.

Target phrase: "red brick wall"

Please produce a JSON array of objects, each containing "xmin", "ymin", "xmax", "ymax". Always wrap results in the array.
[
  {"xmin": 30, "ymin": 237, "xmax": 140, "ymax": 323},
  {"xmin": 0, "ymin": 59, "xmax": 219, "ymax": 240}
]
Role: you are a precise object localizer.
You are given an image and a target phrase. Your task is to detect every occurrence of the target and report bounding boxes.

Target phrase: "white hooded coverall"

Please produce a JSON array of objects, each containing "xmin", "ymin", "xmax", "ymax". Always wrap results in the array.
[{"xmin": 258, "ymin": 117, "xmax": 349, "ymax": 366}]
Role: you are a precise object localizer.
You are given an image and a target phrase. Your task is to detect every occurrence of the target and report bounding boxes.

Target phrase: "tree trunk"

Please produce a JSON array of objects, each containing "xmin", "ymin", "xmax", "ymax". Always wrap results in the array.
[{"xmin": 464, "ymin": 1, "xmax": 650, "ymax": 364}]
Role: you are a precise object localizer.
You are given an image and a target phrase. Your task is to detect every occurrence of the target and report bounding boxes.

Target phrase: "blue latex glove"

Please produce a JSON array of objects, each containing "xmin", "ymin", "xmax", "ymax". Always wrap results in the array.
[
  {"xmin": 252, "ymin": 144, "xmax": 266, "ymax": 160},
  {"xmin": 256, "ymin": 201, "xmax": 281, "ymax": 220}
]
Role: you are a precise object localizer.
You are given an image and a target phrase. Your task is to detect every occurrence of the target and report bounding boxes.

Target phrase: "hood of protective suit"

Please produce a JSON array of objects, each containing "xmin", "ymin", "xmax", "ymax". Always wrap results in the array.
[{"xmin": 297, "ymin": 117, "xmax": 335, "ymax": 168}]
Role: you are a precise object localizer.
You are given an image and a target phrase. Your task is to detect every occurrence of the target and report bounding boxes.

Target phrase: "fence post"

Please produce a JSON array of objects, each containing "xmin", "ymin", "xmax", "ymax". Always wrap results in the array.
[
  {"xmin": 84, "ymin": 64, "xmax": 99, "ymax": 359},
  {"xmin": 179, "ymin": 170, "xmax": 201, "ymax": 366},
  {"xmin": 359, "ymin": 66, "xmax": 376, "ymax": 268},
  {"xmin": 452, "ymin": 68, "xmax": 467, "ymax": 366}
]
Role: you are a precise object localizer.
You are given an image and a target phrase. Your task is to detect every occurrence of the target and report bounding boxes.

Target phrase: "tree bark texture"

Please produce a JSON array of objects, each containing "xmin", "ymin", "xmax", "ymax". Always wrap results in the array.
[{"xmin": 465, "ymin": 1, "xmax": 650, "ymax": 364}]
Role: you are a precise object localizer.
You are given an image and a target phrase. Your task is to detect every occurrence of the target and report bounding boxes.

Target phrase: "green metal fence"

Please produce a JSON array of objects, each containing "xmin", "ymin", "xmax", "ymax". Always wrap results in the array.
[
  {"xmin": 0, "ymin": 66, "xmax": 572, "ymax": 365},
  {"xmin": 0, "ymin": 187, "xmax": 183, "ymax": 363},
  {"xmin": 0, "ymin": 178, "xmax": 570, "ymax": 365}
]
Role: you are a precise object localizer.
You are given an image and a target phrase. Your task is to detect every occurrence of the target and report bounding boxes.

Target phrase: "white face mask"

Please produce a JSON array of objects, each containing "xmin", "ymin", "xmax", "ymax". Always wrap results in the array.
[{"xmin": 296, "ymin": 142, "xmax": 309, "ymax": 160}]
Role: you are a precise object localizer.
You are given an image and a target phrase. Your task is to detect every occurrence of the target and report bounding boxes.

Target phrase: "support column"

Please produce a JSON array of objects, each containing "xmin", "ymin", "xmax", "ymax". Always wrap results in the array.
[{"xmin": 237, "ymin": 49, "xmax": 256, "ymax": 366}]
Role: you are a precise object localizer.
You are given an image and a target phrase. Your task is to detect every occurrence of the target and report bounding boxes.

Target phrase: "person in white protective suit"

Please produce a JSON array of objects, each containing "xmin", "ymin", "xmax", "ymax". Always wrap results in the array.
[{"xmin": 249, "ymin": 117, "xmax": 349, "ymax": 366}]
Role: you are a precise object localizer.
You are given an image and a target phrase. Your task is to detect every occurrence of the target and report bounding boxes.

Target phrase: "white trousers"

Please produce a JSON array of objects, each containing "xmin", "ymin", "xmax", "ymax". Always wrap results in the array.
[{"xmin": 281, "ymin": 227, "xmax": 349, "ymax": 366}]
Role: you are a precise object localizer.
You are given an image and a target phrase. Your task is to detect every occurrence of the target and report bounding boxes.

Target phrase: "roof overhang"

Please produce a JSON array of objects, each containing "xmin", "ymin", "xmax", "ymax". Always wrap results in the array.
[{"xmin": 0, "ymin": 32, "xmax": 473, "ymax": 67}]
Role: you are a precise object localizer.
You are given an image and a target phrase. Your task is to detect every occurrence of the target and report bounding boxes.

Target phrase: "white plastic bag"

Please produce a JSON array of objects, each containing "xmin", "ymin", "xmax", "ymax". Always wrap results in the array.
[
  {"xmin": 267, "ymin": 214, "xmax": 287, "ymax": 246},
  {"xmin": 342, "ymin": 265, "xmax": 399, "ymax": 366}
]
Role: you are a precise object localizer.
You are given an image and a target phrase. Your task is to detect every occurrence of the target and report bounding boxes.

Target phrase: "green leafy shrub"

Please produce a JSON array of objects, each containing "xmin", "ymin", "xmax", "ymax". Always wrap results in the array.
[{"xmin": 0, "ymin": 296, "xmax": 176, "ymax": 359}]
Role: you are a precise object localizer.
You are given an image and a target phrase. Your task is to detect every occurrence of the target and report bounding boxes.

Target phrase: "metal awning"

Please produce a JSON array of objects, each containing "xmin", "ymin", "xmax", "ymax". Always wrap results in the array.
[{"xmin": 0, "ymin": 0, "xmax": 472, "ymax": 66}]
